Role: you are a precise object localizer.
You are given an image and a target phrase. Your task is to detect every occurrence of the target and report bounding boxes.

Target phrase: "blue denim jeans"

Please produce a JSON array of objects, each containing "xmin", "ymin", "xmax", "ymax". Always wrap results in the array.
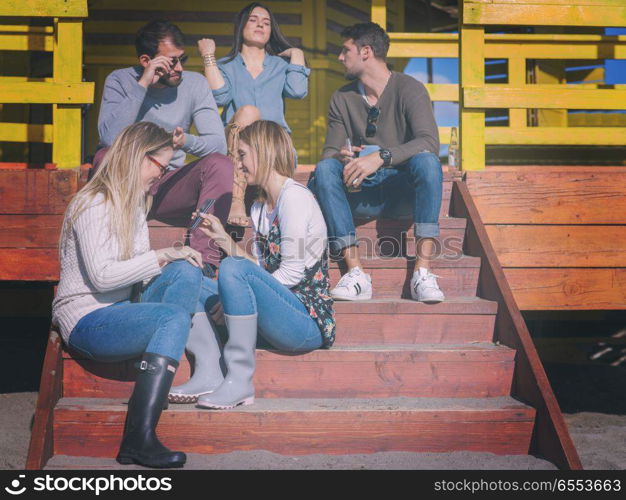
[
  {"xmin": 68, "ymin": 261, "xmax": 202, "ymax": 362},
  {"xmin": 308, "ymin": 152, "xmax": 443, "ymax": 254},
  {"xmin": 199, "ymin": 257, "xmax": 323, "ymax": 352}
]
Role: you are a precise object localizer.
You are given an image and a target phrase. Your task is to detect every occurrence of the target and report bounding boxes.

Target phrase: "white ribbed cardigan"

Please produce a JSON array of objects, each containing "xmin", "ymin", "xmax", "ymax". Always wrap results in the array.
[{"xmin": 52, "ymin": 194, "xmax": 162, "ymax": 343}]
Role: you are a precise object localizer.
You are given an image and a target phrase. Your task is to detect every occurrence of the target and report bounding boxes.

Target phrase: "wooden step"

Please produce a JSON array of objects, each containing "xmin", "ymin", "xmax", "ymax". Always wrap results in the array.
[
  {"xmin": 46, "ymin": 449, "xmax": 557, "ymax": 470},
  {"xmin": 53, "ymin": 396, "xmax": 535, "ymax": 458},
  {"xmin": 62, "ymin": 343, "xmax": 514, "ymax": 399},
  {"xmin": 333, "ymin": 298, "xmax": 496, "ymax": 345}
]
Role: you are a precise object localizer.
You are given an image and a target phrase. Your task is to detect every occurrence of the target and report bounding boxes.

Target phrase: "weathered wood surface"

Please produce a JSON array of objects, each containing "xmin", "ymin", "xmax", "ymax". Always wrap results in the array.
[
  {"xmin": 460, "ymin": 22, "xmax": 486, "ymax": 171},
  {"xmin": 466, "ymin": 167, "xmax": 626, "ymax": 224},
  {"xmin": 26, "ymin": 330, "xmax": 63, "ymax": 470},
  {"xmin": 463, "ymin": 0, "xmax": 626, "ymax": 28},
  {"xmin": 0, "ymin": 0, "xmax": 88, "ymax": 17},
  {"xmin": 464, "ymin": 87, "xmax": 626, "ymax": 110},
  {"xmin": 0, "ymin": 249, "xmax": 59, "ymax": 281},
  {"xmin": 504, "ymin": 268, "xmax": 626, "ymax": 310},
  {"xmin": 53, "ymin": 19, "xmax": 86, "ymax": 168},
  {"xmin": 0, "ymin": 168, "xmax": 78, "ymax": 214},
  {"xmin": 486, "ymin": 225, "xmax": 626, "ymax": 268},
  {"xmin": 333, "ymin": 313, "xmax": 496, "ymax": 345},
  {"xmin": 63, "ymin": 344, "xmax": 515, "ymax": 399},
  {"xmin": 0, "ymin": 215, "xmax": 64, "ymax": 248},
  {"xmin": 53, "ymin": 397, "xmax": 535, "ymax": 457},
  {"xmin": 0, "ymin": 82, "xmax": 94, "ymax": 104},
  {"xmin": 451, "ymin": 179, "xmax": 583, "ymax": 470}
]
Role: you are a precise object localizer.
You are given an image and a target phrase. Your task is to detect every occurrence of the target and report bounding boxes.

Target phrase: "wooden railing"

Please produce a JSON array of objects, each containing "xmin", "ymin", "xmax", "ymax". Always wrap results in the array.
[
  {"xmin": 0, "ymin": 0, "xmax": 94, "ymax": 168},
  {"xmin": 451, "ymin": 179, "xmax": 582, "ymax": 469},
  {"xmin": 460, "ymin": 0, "xmax": 626, "ymax": 170},
  {"xmin": 371, "ymin": 0, "xmax": 626, "ymax": 164}
]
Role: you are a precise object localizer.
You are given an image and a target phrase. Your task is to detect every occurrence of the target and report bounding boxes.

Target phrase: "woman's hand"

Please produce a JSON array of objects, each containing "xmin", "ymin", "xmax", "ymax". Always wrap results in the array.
[
  {"xmin": 197, "ymin": 213, "xmax": 233, "ymax": 252},
  {"xmin": 209, "ymin": 301, "xmax": 225, "ymax": 326},
  {"xmin": 278, "ymin": 48, "xmax": 305, "ymax": 65},
  {"xmin": 155, "ymin": 245, "xmax": 203, "ymax": 268},
  {"xmin": 198, "ymin": 38, "xmax": 216, "ymax": 57}
]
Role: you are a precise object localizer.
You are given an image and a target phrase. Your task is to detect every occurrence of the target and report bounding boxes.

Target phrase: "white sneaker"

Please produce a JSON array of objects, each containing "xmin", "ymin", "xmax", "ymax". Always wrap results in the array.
[
  {"xmin": 331, "ymin": 267, "xmax": 372, "ymax": 301},
  {"xmin": 411, "ymin": 268, "xmax": 445, "ymax": 303}
]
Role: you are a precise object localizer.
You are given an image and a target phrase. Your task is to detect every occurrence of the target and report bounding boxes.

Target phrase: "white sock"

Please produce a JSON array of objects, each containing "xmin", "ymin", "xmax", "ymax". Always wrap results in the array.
[{"xmin": 416, "ymin": 267, "xmax": 429, "ymax": 278}]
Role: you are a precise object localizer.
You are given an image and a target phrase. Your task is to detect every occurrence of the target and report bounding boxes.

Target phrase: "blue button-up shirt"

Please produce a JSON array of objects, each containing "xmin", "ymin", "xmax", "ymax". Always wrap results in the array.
[{"xmin": 213, "ymin": 53, "xmax": 311, "ymax": 133}]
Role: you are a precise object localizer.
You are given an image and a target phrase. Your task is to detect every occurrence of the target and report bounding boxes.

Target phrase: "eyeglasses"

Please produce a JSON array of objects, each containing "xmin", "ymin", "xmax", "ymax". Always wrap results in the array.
[
  {"xmin": 170, "ymin": 55, "xmax": 188, "ymax": 66},
  {"xmin": 365, "ymin": 106, "xmax": 380, "ymax": 137},
  {"xmin": 147, "ymin": 155, "xmax": 168, "ymax": 176}
]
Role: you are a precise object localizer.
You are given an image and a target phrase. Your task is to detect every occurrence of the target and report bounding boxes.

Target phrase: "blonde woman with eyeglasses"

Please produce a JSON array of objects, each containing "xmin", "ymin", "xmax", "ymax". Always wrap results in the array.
[{"xmin": 53, "ymin": 121, "xmax": 204, "ymax": 468}]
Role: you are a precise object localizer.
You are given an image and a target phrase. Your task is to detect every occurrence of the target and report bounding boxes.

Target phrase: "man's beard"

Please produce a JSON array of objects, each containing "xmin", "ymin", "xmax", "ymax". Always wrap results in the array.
[{"xmin": 159, "ymin": 72, "xmax": 183, "ymax": 87}]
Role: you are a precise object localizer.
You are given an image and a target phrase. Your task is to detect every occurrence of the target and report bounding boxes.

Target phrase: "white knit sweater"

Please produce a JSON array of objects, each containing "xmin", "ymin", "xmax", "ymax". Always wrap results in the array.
[{"xmin": 52, "ymin": 193, "xmax": 162, "ymax": 343}]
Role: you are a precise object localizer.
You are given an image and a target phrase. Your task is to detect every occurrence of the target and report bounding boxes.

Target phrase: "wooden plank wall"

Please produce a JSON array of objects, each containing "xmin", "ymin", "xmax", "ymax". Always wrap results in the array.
[
  {"xmin": 467, "ymin": 166, "xmax": 626, "ymax": 310},
  {"xmin": 0, "ymin": 166, "xmax": 78, "ymax": 283}
]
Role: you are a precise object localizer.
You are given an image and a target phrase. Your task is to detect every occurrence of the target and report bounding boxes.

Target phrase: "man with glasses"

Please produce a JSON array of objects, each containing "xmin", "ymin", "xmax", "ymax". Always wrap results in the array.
[
  {"xmin": 96, "ymin": 20, "xmax": 232, "ymax": 276},
  {"xmin": 308, "ymin": 22, "xmax": 444, "ymax": 303}
]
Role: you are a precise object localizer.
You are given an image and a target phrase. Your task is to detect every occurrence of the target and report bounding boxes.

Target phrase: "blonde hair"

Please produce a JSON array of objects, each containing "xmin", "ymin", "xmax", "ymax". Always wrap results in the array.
[
  {"xmin": 62, "ymin": 121, "xmax": 172, "ymax": 259},
  {"xmin": 238, "ymin": 120, "xmax": 295, "ymax": 202}
]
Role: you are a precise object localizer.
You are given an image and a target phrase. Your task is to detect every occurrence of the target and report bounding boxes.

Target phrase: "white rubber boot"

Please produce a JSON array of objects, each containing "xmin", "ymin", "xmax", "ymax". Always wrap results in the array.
[
  {"xmin": 197, "ymin": 313, "xmax": 257, "ymax": 409},
  {"xmin": 168, "ymin": 313, "xmax": 224, "ymax": 403}
]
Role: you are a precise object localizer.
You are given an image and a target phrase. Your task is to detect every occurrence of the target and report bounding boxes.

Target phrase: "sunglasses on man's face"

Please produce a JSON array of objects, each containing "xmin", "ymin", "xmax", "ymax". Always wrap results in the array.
[
  {"xmin": 169, "ymin": 55, "xmax": 188, "ymax": 66},
  {"xmin": 366, "ymin": 106, "xmax": 380, "ymax": 137}
]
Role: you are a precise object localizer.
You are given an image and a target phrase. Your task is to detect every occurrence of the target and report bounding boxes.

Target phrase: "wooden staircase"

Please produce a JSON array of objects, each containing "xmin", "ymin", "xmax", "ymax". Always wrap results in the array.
[{"xmin": 25, "ymin": 166, "xmax": 582, "ymax": 469}]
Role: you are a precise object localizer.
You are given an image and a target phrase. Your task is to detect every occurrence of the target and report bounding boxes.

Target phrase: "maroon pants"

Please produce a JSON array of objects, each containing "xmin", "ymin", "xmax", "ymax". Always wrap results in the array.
[{"xmin": 93, "ymin": 149, "xmax": 234, "ymax": 266}]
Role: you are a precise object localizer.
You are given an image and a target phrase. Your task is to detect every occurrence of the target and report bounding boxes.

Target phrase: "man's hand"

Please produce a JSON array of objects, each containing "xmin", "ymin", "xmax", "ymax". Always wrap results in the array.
[
  {"xmin": 343, "ymin": 152, "xmax": 384, "ymax": 189},
  {"xmin": 338, "ymin": 145, "xmax": 363, "ymax": 165},
  {"xmin": 138, "ymin": 56, "xmax": 173, "ymax": 88},
  {"xmin": 172, "ymin": 127, "xmax": 186, "ymax": 149}
]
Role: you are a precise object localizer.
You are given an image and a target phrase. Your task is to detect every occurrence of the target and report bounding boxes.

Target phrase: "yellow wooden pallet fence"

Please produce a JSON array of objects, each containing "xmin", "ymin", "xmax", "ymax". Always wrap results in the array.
[
  {"xmin": 0, "ymin": 0, "xmax": 93, "ymax": 168},
  {"xmin": 460, "ymin": 0, "xmax": 626, "ymax": 170},
  {"xmin": 373, "ymin": 0, "xmax": 626, "ymax": 165}
]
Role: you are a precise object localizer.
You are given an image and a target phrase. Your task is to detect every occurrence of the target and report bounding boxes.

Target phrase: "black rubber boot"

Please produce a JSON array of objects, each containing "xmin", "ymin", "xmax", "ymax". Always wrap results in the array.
[{"xmin": 116, "ymin": 352, "xmax": 186, "ymax": 468}]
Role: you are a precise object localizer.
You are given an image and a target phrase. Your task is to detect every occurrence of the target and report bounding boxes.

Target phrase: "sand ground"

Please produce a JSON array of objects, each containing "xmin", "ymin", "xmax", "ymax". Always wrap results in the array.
[{"xmin": 1, "ymin": 391, "xmax": 624, "ymax": 470}]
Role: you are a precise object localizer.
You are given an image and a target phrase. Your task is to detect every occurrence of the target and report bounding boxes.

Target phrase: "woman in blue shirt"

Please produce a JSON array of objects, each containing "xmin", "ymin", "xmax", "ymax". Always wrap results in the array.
[{"xmin": 198, "ymin": 2, "xmax": 310, "ymax": 226}]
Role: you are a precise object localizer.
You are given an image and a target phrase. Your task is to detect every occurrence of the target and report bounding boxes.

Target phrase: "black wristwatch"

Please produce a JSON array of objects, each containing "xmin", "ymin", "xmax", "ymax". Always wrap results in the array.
[{"xmin": 379, "ymin": 148, "xmax": 392, "ymax": 167}]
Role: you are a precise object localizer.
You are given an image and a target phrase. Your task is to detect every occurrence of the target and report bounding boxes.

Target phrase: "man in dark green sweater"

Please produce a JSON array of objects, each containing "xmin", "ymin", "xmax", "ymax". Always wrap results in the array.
[{"xmin": 308, "ymin": 22, "xmax": 444, "ymax": 303}]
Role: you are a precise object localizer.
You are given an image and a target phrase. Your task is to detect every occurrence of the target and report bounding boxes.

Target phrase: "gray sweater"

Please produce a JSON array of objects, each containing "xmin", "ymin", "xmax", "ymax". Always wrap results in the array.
[
  {"xmin": 98, "ymin": 67, "xmax": 227, "ymax": 168},
  {"xmin": 322, "ymin": 72, "xmax": 440, "ymax": 165},
  {"xmin": 52, "ymin": 194, "xmax": 162, "ymax": 343}
]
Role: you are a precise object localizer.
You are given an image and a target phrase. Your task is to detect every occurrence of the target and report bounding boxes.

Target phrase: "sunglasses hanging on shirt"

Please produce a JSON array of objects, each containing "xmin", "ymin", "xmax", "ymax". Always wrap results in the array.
[{"xmin": 366, "ymin": 106, "xmax": 380, "ymax": 137}]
